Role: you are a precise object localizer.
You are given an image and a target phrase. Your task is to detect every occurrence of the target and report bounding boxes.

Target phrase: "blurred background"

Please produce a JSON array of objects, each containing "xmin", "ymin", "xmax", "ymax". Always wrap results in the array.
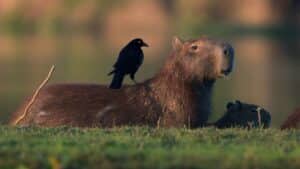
[{"xmin": 0, "ymin": 0, "xmax": 299, "ymax": 127}]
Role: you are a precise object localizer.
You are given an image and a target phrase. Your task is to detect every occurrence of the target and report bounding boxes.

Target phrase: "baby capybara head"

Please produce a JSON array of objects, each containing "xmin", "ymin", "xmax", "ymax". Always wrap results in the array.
[
  {"xmin": 171, "ymin": 36, "xmax": 234, "ymax": 82},
  {"xmin": 214, "ymin": 100, "xmax": 271, "ymax": 128}
]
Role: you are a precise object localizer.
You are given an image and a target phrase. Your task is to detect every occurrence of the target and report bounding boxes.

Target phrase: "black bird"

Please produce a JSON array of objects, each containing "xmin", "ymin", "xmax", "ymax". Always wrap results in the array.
[{"xmin": 108, "ymin": 38, "xmax": 148, "ymax": 89}]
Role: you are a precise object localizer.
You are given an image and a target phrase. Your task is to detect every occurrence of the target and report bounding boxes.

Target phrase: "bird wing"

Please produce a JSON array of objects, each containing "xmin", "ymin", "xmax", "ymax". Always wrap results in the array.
[
  {"xmin": 137, "ymin": 50, "xmax": 144, "ymax": 66},
  {"xmin": 131, "ymin": 50, "xmax": 144, "ymax": 75},
  {"xmin": 112, "ymin": 45, "xmax": 144, "ymax": 76},
  {"xmin": 113, "ymin": 47, "xmax": 131, "ymax": 68}
]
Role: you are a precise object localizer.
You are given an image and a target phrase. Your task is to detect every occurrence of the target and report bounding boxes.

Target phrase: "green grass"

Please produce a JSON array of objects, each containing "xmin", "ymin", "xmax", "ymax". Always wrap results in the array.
[{"xmin": 0, "ymin": 126, "xmax": 299, "ymax": 169}]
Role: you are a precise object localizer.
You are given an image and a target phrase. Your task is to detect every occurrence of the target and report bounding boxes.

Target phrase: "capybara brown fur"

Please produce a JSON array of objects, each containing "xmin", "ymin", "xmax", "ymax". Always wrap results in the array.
[
  {"xmin": 213, "ymin": 100, "xmax": 271, "ymax": 129},
  {"xmin": 9, "ymin": 37, "xmax": 234, "ymax": 128},
  {"xmin": 281, "ymin": 108, "xmax": 300, "ymax": 129}
]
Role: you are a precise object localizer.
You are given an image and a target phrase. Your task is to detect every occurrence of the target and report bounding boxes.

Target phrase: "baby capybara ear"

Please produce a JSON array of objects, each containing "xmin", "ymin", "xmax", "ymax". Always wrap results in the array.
[
  {"xmin": 226, "ymin": 102, "xmax": 235, "ymax": 109},
  {"xmin": 172, "ymin": 36, "xmax": 183, "ymax": 52},
  {"xmin": 226, "ymin": 100, "xmax": 241, "ymax": 110},
  {"xmin": 235, "ymin": 100, "xmax": 242, "ymax": 109}
]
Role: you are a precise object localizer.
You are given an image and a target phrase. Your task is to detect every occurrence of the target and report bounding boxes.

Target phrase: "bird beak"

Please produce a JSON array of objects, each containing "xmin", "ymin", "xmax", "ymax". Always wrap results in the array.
[{"xmin": 142, "ymin": 42, "xmax": 149, "ymax": 47}]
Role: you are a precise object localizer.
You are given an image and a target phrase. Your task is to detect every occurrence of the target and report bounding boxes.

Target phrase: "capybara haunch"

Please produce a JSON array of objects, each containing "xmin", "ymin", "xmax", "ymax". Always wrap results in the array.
[
  {"xmin": 9, "ymin": 37, "xmax": 234, "ymax": 128},
  {"xmin": 213, "ymin": 100, "xmax": 271, "ymax": 128},
  {"xmin": 281, "ymin": 108, "xmax": 300, "ymax": 129}
]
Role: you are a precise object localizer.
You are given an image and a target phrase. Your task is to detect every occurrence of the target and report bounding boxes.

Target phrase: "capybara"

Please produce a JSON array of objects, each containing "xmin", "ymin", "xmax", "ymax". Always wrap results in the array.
[
  {"xmin": 9, "ymin": 37, "xmax": 234, "ymax": 128},
  {"xmin": 281, "ymin": 108, "xmax": 300, "ymax": 129},
  {"xmin": 212, "ymin": 100, "xmax": 271, "ymax": 128}
]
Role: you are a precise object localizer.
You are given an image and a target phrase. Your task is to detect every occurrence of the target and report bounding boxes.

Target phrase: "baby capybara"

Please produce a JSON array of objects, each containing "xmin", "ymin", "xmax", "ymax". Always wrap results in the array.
[
  {"xmin": 213, "ymin": 100, "xmax": 271, "ymax": 128},
  {"xmin": 9, "ymin": 36, "xmax": 234, "ymax": 128},
  {"xmin": 281, "ymin": 108, "xmax": 300, "ymax": 129}
]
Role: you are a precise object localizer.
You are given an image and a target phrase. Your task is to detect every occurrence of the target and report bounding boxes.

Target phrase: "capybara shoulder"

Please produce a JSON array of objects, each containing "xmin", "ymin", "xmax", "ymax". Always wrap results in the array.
[{"xmin": 214, "ymin": 100, "xmax": 271, "ymax": 128}]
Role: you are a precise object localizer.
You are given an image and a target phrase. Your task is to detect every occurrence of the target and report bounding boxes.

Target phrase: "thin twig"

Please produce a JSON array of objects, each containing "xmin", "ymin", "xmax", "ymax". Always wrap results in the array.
[
  {"xmin": 13, "ymin": 65, "xmax": 55, "ymax": 125},
  {"xmin": 156, "ymin": 116, "xmax": 161, "ymax": 129},
  {"xmin": 257, "ymin": 107, "xmax": 262, "ymax": 126},
  {"xmin": 188, "ymin": 115, "xmax": 191, "ymax": 129}
]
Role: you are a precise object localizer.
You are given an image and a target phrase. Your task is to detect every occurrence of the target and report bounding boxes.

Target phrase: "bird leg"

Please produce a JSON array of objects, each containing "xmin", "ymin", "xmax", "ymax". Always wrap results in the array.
[
  {"xmin": 132, "ymin": 79, "xmax": 138, "ymax": 84},
  {"xmin": 130, "ymin": 74, "xmax": 138, "ymax": 84}
]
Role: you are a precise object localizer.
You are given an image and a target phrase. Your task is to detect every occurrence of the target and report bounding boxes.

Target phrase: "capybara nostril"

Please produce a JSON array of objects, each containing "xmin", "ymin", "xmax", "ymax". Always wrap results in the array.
[
  {"xmin": 223, "ymin": 48, "xmax": 229, "ymax": 56},
  {"xmin": 221, "ymin": 44, "xmax": 235, "ymax": 75},
  {"xmin": 223, "ymin": 44, "xmax": 234, "ymax": 57}
]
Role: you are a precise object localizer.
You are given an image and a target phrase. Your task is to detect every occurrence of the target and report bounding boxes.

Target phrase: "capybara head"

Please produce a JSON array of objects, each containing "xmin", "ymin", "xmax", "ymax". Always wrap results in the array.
[
  {"xmin": 171, "ymin": 36, "xmax": 234, "ymax": 82},
  {"xmin": 215, "ymin": 100, "xmax": 271, "ymax": 128}
]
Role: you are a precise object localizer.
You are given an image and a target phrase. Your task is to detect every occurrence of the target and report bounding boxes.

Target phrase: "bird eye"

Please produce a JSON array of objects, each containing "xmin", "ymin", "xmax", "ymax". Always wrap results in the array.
[{"xmin": 191, "ymin": 45, "xmax": 198, "ymax": 50}]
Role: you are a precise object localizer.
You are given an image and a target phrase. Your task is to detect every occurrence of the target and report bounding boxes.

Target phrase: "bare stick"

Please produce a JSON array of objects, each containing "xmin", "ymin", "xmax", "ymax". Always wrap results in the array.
[
  {"xmin": 257, "ymin": 107, "xmax": 262, "ymax": 126},
  {"xmin": 156, "ymin": 116, "xmax": 161, "ymax": 129},
  {"xmin": 188, "ymin": 115, "xmax": 191, "ymax": 129},
  {"xmin": 13, "ymin": 65, "xmax": 55, "ymax": 125}
]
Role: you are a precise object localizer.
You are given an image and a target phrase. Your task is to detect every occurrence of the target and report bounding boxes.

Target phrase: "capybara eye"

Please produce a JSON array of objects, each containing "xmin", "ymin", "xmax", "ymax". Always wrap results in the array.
[{"xmin": 191, "ymin": 45, "xmax": 198, "ymax": 50}]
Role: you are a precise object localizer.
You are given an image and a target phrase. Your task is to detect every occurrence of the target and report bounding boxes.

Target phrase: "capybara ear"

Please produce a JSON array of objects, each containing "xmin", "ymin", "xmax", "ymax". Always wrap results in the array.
[
  {"xmin": 235, "ymin": 100, "xmax": 242, "ymax": 109},
  {"xmin": 172, "ymin": 36, "xmax": 183, "ymax": 52}
]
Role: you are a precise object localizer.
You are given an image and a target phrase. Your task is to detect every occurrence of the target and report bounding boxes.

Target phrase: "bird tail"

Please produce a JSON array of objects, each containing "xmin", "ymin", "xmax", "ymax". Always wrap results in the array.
[{"xmin": 109, "ymin": 72, "xmax": 125, "ymax": 89}]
